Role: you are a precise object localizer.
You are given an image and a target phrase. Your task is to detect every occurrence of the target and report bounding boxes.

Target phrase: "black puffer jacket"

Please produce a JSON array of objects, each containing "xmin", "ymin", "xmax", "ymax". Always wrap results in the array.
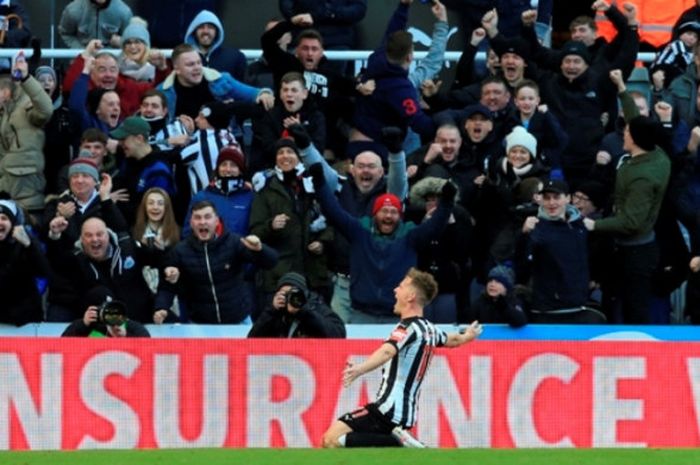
[
  {"xmin": 0, "ymin": 237, "xmax": 49, "ymax": 325},
  {"xmin": 156, "ymin": 231, "xmax": 278, "ymax": 323},
  {"xmin": 47, "ymin": 229, "xmax": 154, "ymax": 323}
]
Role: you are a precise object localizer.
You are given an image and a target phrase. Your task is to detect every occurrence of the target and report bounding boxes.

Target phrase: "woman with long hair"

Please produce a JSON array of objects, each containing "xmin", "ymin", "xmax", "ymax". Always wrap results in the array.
[{"xmin": 133, "ymin": 188, "xmax": 180, "ymax": 308}]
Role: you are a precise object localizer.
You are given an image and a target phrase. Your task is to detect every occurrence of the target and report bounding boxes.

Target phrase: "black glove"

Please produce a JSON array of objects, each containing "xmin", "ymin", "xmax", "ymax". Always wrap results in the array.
[
  {"xmin": 308, "ymin": 163, "xmax": 325, "ymax": 191},
  {"xmin": 287, "ymin": 124, "xmax": 311, "ymax": 150},
  {"xmin": 504, "ymin": 161, "xmax": 517, "ymax": 184},
  {"xmin": 29, "ymin": 37, "xmax": 42, "ymax": 68},
  {"xmin": 381, "ymin": 126, "xmax": 405, "ymax": 154},
  {"xmin": 441, "ymin": 180, "xmax": 457, "ymax": 205}
]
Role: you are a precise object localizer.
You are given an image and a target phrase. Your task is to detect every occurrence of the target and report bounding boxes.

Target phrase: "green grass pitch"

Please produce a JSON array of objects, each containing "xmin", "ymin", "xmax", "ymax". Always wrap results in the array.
[{"xmin": 2, "ymin": 448, "xmax": 700, "ymax": 465}]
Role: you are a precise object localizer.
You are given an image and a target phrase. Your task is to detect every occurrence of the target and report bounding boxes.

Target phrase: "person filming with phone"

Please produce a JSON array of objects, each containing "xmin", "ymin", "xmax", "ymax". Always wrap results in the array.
[{"xmin": 248, "ymin": 272, "xmax": 346, "ymax": 338}]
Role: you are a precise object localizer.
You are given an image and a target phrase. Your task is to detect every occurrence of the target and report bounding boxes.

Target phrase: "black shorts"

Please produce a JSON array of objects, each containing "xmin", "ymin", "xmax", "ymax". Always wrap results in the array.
[{"xmin": 338, "ymin": 403, "xmax": 396, "ymax": 435}]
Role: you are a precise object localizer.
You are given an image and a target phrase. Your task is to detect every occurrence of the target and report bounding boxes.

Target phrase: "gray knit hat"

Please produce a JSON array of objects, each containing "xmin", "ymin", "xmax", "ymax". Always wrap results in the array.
[
  {"xmin": 488, "ymin": 265, "xmax": 515, "ymax": 292},
  {"xmin": 122, "ymin": 18, "xmax": 151, "ymax": 48},
  {"xmin": 68, "ymin": 155, "xmax": 100, "ymax": 183},
  {"xmin": 276, "ymin": 272, "xmax": 308, "ymax": 295},
  {"xmin": 34, "ymin": 65, "xmax": 57, "ymax": 82}
]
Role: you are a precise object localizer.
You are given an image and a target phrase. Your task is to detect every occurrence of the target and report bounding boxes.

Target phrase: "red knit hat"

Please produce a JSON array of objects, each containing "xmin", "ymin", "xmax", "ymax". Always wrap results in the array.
[
  {"xmin": 372, "ymin": 193, "xmax": 403, "ymax": 216},
  {"xmin": 216, "ymin": 145, "xmax": 245, "ymax": 174}
]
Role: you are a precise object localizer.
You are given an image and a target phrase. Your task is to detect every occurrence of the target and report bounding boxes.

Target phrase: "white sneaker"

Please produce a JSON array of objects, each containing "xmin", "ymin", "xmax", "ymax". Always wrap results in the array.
[{"xmin": 391, "ymin": 426, "xmax": 426, "ymax": 448}]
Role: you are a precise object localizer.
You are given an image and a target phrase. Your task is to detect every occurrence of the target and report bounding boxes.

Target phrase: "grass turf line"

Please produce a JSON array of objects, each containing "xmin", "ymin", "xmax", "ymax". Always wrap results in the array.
[{"xmin": 2, "ymin": 448, "xmax": 700, "ymax": 465}]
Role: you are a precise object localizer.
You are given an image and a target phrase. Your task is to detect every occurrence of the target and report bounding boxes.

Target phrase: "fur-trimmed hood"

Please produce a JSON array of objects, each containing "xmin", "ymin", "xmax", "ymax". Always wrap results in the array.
[
  {"xmin": 160, "ymin": 66, "xmax": 222, "ymax": 90},
  {"xmin": 409, "ymin": 176, "xmax": 459, "ymax": 209}
]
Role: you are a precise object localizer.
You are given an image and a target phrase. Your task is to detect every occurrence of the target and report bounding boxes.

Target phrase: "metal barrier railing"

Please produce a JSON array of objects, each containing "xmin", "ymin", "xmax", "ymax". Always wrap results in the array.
[{"xmin": 0, "ymin": 48, "xmax": 658, "ymax": 63}]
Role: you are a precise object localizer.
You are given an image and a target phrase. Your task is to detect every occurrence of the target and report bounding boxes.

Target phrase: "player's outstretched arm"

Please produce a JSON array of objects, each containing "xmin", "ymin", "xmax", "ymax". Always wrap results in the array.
[
  {"xmin": 445, "ymin": 321, "xmax": 483, "ymax": 348},
  {"xmin": 343, "ymin": 343, "xmax": 398, "ymax": 387}
]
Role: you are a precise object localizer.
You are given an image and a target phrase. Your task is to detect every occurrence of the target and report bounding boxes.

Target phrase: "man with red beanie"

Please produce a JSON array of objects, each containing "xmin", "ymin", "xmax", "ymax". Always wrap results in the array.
[{"xmin": 309, "ymin": 162, "xmax": 456, "ymax": 323}]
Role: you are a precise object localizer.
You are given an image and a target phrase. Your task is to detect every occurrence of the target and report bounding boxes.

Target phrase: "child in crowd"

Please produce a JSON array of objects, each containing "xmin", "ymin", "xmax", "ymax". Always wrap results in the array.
[
  {"xmin": 651, "ymin": 21, "xmax": 700, "ymax": 86},
  {"xmin": 510, "ymin": 80, "xmax": 568, "ymax": 178},
  {"xmin": 468, "ymin": 265, "xmax": 527, "ymax": 327}
]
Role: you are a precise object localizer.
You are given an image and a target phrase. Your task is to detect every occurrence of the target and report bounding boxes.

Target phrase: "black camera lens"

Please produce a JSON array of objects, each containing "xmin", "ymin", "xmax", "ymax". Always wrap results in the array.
[
  {"xmin": 99, "ymin": 300, "xmax": 127, "ymax": 326},
  {"xmin": 285, "ymin": 287, "xmax": 307, "ymax": 308},
  {"xmin": 103, "ymin": 312, "xmax": 126, "ymax": 326}
]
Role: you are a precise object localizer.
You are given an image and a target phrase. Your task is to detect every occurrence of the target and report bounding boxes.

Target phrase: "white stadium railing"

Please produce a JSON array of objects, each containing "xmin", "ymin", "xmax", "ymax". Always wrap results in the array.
[{"xmin": 0, "ymin": 48, "xmax": 659, "ymax": 63}]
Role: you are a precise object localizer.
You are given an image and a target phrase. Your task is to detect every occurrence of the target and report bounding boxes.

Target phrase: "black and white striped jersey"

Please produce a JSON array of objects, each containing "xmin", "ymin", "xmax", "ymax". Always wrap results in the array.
[
  {"xmin": 375, "ymin": 317, "xmax": 447, "ymax": 428},
  {"xmin": 148, "ymin": 119, "xmax": 189, "ymax": 151},
  {"xmin": 178, "ymin": 128, "xmax": 239, "ymax": 194}
]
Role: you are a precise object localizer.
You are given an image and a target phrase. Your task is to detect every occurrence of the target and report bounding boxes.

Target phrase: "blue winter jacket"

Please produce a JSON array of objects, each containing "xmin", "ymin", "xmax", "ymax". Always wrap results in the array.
[
  {"xmin": 157, "ymin": 67, "xmax": 268, "ymax": 124},
  {"xmin": 353, "ymin": 2, "xmax": 435, "ymax": 142},
  {"xmin": 519, "ymin": 205, "xmax": 590, "ymax": 311},
  {"xmin": 68, "ymin": 73, "xmax": 118, "ymax": 134},
  {"xmin": 156, "ymin": 231, "xmax": 278, "ymax": 323},
  {"xmin": 183, "ymin": 184, "xmax": 254, "ymax": 238},
  {"xmin": 316, "ymin": 179, "xmax": 451, "ymax": 316}
]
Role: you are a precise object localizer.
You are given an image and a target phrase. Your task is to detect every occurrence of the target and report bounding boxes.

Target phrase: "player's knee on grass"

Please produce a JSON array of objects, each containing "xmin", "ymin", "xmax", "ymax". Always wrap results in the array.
[
  {"xmin": 321, "ymin": 431, "xmax": 342, "ymax": 448},
  {"xmin": 322, "ymin": 421, "xmax": 350, "ymax": 448}
]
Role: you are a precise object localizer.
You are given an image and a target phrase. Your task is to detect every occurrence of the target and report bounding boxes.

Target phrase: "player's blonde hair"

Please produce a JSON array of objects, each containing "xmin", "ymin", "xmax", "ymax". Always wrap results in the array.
[{"xmin": 406, "ymin": 268, "xmax": 438, "ymax": 306}]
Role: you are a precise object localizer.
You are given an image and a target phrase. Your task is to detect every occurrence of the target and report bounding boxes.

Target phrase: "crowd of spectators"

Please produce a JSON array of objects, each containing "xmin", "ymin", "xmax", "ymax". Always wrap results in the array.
[{"xmin": 3, "ymin": 0, "xmax": 700, "ymax": 337}]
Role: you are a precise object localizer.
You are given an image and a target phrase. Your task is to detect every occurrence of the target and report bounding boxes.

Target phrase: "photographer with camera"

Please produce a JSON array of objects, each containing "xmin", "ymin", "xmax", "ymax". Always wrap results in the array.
[
  {"xmin": 248, "ymin": 272, "xmax": 346, "ymax": 338},
  {"xmin": 62, "ymin": 286, "xmax": 150, "ymax": 337}
]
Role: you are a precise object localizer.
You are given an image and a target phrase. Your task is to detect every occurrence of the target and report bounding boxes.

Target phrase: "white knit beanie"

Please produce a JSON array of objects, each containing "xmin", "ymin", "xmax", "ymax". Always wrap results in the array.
[{"xmin": 505, "ymin": 126, "xmax": 537, "ymax": 158}]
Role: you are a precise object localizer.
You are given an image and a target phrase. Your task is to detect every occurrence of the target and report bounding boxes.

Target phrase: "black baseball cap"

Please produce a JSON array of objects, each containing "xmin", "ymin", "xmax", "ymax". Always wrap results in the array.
[{"xmin": 539, "ymin": 179, "xmax": 569, "ymax": 195}]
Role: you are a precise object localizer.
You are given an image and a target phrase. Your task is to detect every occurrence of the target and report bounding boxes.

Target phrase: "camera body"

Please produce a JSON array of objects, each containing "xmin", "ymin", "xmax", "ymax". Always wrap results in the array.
[{"xmin": 285, "ymin": 287, "xmax": 307, "ymax": 309}]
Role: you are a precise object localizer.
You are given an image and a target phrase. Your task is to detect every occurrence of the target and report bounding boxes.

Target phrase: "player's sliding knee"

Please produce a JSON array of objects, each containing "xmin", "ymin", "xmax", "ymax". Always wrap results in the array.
[
  {"xmin": 322, "ymin": 433, "xmax": 341, "ymax": 448},
  {"xmin": 321, "ymin": 433, "xmax": 334, "ymax": 448}
]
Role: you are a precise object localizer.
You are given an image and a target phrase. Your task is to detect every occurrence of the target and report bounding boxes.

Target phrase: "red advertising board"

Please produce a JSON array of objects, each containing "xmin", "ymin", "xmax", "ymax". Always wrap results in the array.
[{"xmin": 1, "ymin": 338, "xmax": 699, "ymax": 449}]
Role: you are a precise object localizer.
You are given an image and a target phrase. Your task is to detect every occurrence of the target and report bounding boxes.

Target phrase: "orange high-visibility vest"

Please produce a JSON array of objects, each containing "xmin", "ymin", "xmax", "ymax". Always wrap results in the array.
[{"xmin": 594, "ymin": 0, "xmax": 695, "ymax": 48}]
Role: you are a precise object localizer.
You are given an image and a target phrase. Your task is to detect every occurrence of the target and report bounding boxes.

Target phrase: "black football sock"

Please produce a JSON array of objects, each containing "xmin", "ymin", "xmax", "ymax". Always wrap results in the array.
[{"xmin": 344, "ymin": 432, "xmax": 400, "ymax": 447}]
